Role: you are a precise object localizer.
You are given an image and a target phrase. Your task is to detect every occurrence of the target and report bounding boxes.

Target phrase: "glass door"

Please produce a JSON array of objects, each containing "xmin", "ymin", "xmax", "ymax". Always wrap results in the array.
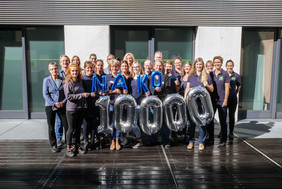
[
  {"xmin": 239, "ymin": 28, "xmax": 275, "ymax": 119},
  {"xmin": 0, "ymin": 29, "xmax": 26, "ymax": 118}
]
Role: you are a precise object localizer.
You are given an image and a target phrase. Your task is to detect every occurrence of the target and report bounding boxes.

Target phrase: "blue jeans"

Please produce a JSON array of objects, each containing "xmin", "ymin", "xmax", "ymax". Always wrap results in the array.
[
  {"xmin": 56, "ymin": 113, "xmax": 63, "ymax": 141},
  {"xmin": 188, "ymin": 121, "xmax": 206, "ymax": 144},
  {"xmin": 109, "ymin": 104, "xmax": 120, "ymax": 140},
  {"xmin": 132, "ymin": 105, "xmax": 142, "ymax": 139},
  {"xmin": 216, "ymin": 100, "xmax": 228, "ymax": 142}
]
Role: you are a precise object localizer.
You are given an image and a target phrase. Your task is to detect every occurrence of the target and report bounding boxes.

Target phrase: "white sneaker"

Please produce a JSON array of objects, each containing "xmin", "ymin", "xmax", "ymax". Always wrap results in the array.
[
  {"xmin": 132, "ymin": 142, "xmax": 143, "ymax": 149},
  {"xmin": 120, "ymin": 136, "xmax": 128, "ymax": 146}
]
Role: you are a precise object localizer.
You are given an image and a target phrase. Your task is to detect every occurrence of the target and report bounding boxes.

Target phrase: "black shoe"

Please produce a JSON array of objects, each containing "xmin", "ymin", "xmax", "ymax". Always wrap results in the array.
[
  {"xmin": 51, "ymin": 146, "xmax": 60, "ymax": 153},
  {"xmin": 205, "ymin": 140, "xmax": 214, "ymax": 146},
  {"xmin": 229, "ymin": 133, "xmax": 234, "ymax": 140},
  {"xmin": 218, "ymin": 142, "xmax": 226, "ymax": 147},
  {"xmin": 66, "ymin": 145, "xmax": 75, "ymax": 157}
]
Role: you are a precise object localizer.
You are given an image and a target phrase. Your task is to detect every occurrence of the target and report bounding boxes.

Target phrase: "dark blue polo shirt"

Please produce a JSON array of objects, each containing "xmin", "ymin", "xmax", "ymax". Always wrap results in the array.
[
  {"xmin": 168, "ymin": 74, "xmax": 177, "ymax": 94},
  {"xmin": 106, "ymin": 73, "xmax": 125, "ymax": 105},
  {"xmin": 188, "ymin": 73, "xmax": 212, "ymax": 88},
  {"xmin": 171, "ymin": 69, "xmax": 181, "ymax": 80},
  {"xmin": 131, "ymin": 76, "xmax": 147, "ymax": 105},
  {"xmin": 212, "ymin": 69, "xmax": 230, "ymax": 102},
  {"xmin": 180, "ymin": 77, "xmax": 188, "ymax": 94},
  {"xmin": 228, "ymin": 71, "xmax": 241, "ymax": 101}
]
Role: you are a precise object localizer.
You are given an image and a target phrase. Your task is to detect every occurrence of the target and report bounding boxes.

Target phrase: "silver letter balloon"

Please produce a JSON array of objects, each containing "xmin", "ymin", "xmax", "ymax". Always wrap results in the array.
[
  {"xmin": 186, "ymin": 87, "xmax": 214, "ymax": 126},
  {"xmin": 163, "ymin": 94, "xmax": 187, "ymax": 131},
  {"xmin": 114, "ymin": 95, "xmax": 137, "ymax": 133},
  {"xmin": 95, "ymin": 96, "xmax": 113, "ymax": 133},
  {"xmin": 139, "ymin": 96, "xmax": 163, "ymax": 135}
]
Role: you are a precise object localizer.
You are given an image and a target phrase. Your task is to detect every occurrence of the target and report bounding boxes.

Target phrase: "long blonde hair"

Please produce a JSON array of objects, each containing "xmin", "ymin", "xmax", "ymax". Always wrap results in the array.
[
  {"xmin": 189, "ymin": 57, "xmax": 208, "ymax": 83},
  {"xmin": 63, "ymin": 64, "xmax": 82, "ymax": 84},
  {"xmin": 130, "ymin": 61, "xmax": 144, "ymax": 78}
]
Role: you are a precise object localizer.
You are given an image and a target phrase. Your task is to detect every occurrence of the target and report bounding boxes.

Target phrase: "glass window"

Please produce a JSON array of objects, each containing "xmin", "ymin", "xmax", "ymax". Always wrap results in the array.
[
  {"xmin": 155, "ymin": 28, "xmax": 193, "ymax": 61},
  {"xmin": 276, "ymin": 29, "xmax": 282, "ymax": 112},
  {"xmin": 240, "ymin": 28, "xmax": 274, "ymax": 111},
  {"xmin": 26, "ymin": 26, "xmax": 65, "ymax": 112},
  {"xmin": 0, "ymin": 30, "xmax": 23, "ymax": 110},
  {"xmin": 113, "ymin": 28, "xmax": 149, "ymax": 63}
]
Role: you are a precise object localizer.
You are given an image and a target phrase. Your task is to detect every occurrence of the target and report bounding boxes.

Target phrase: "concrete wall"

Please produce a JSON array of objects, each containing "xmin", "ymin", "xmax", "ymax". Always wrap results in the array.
[
  {"xmin": 195, "ymin": 27, "xmax": 242, "ymax": 74},
  {"xmin": 195, "ymin": 27, "xmax": 242, "ymax": 122},
  {"xmin": 64, "ymin": 25, "xmax": 110, "ymax": 67}
]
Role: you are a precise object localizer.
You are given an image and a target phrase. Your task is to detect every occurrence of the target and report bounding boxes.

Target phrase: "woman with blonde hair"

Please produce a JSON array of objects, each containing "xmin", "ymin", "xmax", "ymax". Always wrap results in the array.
[
  {"xmin": 130, "ymin": 61, "xmax": 149, "ymax": 148},
  {"xmin": 64, "ymin": 64, "xmax": 90, "ymax": 157},
  {"xmin": 123, "ymin": 52, "xmax": 136, "ymax": 71},
  {"xmin": 71, "ymin": 55, "xmax": 81, "ymax": 66},
  {"xmin": 106, "ymin": 59, "xmax": 128, "ymax": 150},
  {"xmin": 180, "ymin": 61, "xmax": 192, "ymax": 96},
  {"xmin": 184, "ymin": 58, "xmax": 214, "ymax": 151}
]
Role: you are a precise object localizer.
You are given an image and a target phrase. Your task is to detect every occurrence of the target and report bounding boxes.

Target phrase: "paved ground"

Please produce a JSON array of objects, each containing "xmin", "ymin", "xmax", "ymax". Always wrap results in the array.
[{"xmin": 0, "ymin": 119, "xmax": 282, "ymax": 188}]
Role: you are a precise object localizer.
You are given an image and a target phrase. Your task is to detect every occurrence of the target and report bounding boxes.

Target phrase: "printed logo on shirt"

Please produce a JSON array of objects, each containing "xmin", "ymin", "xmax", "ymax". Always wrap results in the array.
[
  {"xmin": 110, "ymin": 81, "xmax": 114, "ymax": 83},
  {"xmin": 232, "ymin": 77, "xmax": 236, "ymax": 81},
  {"xmin": 162, "ymin": 81, "xmax": 164, "ymax": 85},
  {"xmin": 219, "ymin": 76, "xmax": 223, "ymax": 81}
]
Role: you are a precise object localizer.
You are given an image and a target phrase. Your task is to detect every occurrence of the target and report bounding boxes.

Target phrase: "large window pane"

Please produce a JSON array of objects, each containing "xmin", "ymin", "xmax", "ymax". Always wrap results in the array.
[
  {"xmin": 240, "ymin": 28, "xmax": 274, "ymax": 111},
  {"xmin": 0, "ymin": 30, "xmax": 23, "ymax": 110},
  {"xmin": 276, "ymin": 30, "xmax": 282, "ymax": 112},
  {"xmin": 113, "ymin": 28, "xmax": 149, "ymax": 62},
  {"xmin": 26, "ymin": 27, "xmax": 64, "ymax": 112},
  {"xmin": 155, "ymin": 28, "xmax": 193, "ymax": 61}
]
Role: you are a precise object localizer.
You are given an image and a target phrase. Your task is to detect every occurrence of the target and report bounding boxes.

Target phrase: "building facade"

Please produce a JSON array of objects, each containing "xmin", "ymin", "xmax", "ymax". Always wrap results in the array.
[{"xmin": 0, "ymin": 0, "xmax": 282, "ymax": 120}]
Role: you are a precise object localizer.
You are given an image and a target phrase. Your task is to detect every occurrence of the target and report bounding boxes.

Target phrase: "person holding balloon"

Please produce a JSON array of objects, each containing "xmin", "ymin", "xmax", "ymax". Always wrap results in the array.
[
  {"xmin": 92, "ymin": 59, "xmax": 107, "ymax": 149},
  {"xmin": 184, "ymin": 58, "xmax": 214, "ymax": 151},
  {"xmin": 106, "ymin": 59, "xmax": 128, "ymax": 151},
  {"xmin": 130, "ymin": 61, "xmax": 150, "ymax": 148},
  {"xmin": 149, "ymin": 60, "xmax": 172, "ymax": 149},
  {"xmin": 81, "ymin": 61, "xmax": 99, "ymax": 153}
]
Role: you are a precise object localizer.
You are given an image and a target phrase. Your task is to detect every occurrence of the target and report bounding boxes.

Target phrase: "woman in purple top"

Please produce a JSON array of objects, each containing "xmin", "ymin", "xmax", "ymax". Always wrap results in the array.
[
  {"xmin": 212, "ymin": 56, "xmax": 230, "ymax": 147},
  {"xmin": 106, "ymin": 59, "xmax": 128, "ymax": 151},
  {"xmin": 205, "ymin": 60, "xmax": 217, "ymax": 145},
  {"xmin": 180, "ymin": 61, "xmax": 192, "ymax": 96},
  {"xmin": 184, "ymin": 58, "xmax": 214, "ymax": 151},
  {"xmin": 64, "ymin": 64, "xmax": 91, "ymax": 157},
  {"xmin": 171, "ymin": 56, "xmax": 183, "ymax": 80},
  {"xmin": 130, "ymin": 61, "xmax": 150, "ymax": 148},
  {"xmin": 226, "ymin": 60, "xmax": 241, "ymax": 141},
  {"xmin": 43, "ymin": 62, "xmax": 68, "ymax": 153}
]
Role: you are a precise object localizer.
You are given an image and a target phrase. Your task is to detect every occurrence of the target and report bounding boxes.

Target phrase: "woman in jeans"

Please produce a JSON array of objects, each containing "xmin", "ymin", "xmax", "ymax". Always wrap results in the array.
[{"xmin": 43, "ymin": 62, "xmax": 68, "ymax": 153}]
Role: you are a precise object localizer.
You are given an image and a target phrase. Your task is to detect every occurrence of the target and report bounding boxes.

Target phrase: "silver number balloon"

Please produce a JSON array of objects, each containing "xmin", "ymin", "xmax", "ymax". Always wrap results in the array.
[
  {"xmin": 139, "ymin": 96, "xmax": 163, "ymax": 135},
  {"xmin": 163, "ymin": 94, "xmax": 187, "ymax": 131},
  {"xmin": 114, "ymin": 95, "xmax": 137, "ymax": 133},
  {"xmin": 186, "ymin": 87, "xmax": 214, "ymax": 126},
  {"xmin": 95, "ymin": 96, "xmax": 113, "ymax": 134}
]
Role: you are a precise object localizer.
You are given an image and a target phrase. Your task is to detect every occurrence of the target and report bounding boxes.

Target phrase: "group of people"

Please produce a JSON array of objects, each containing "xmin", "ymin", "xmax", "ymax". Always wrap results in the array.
[{"xmin": 43, "ymin": 51, "xmax": 241, "ymax": 157}]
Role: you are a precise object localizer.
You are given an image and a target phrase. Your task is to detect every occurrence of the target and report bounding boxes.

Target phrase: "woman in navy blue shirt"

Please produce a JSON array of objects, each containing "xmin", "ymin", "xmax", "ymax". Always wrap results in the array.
[
  {"xmin": 43, "ymin": 62, "xmax": 68, "ymax": 153},
  {"xmin": 106, "ymin": 59, "xmax": 128, "ymax": 151},
  {"xmin": 130, "ymin": 61, "xmax": 150, "ymax": 148},
  {"xmin": 184, "ymin": 58, "xmax": 214, "ymax": 151},
  {"xmin": 226, "ymin": 60, "xmax": 241, "ymax": 141},
  {"xmin": 212, "ymin": 56, "xmax": 230, "ymax": 147}
]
